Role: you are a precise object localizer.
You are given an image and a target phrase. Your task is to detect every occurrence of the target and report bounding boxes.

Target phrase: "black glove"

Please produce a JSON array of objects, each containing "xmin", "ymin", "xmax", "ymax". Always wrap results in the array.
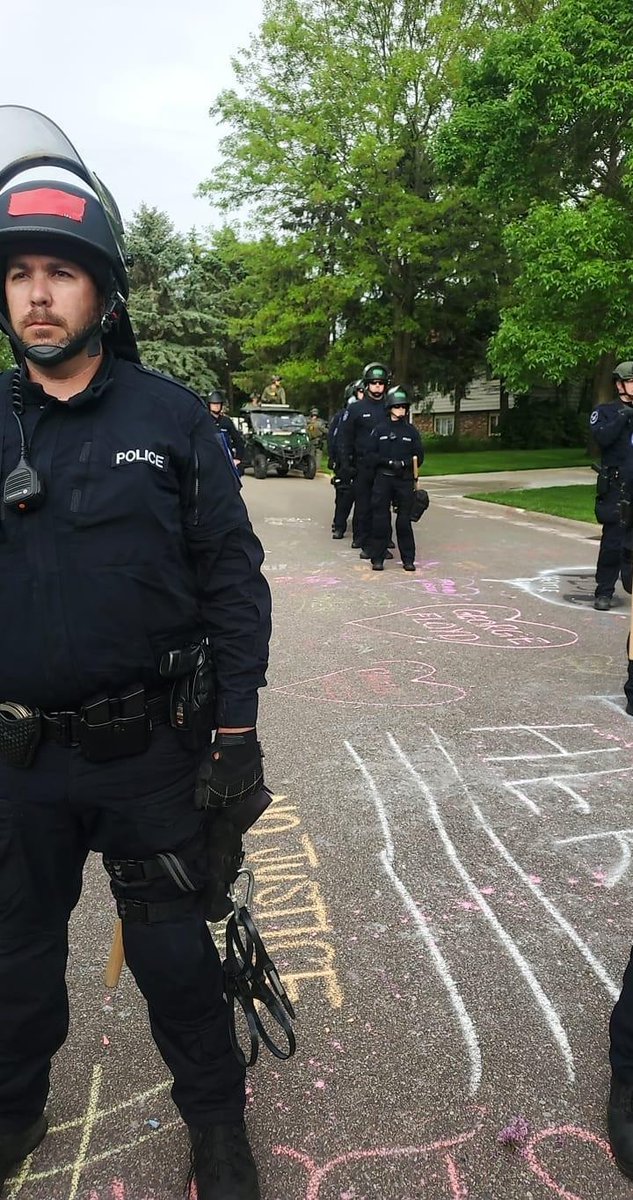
[
  {"xmin": 337, "ymin": 464, "xmax": 356, "ymax": 484},
  {"xmin": 195, "ymin": 730, "xmax": 264, "ymax": 810}
]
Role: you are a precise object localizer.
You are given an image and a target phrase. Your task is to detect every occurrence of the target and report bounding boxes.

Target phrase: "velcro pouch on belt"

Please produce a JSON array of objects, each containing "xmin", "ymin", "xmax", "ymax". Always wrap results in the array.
[
  {"xmin": 78, "ymin": 685, "xmax": 151, "ymax": 762},
  {"xmin": 0, "ymin": 702, "xmax": 42, "ymax": 768}
]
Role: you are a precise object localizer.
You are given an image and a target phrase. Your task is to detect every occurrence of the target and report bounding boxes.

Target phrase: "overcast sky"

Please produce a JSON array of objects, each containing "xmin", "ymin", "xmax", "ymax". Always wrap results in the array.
[{"xmin": 2, "ymin": 0, "xmax": 264, "ymax": 235}]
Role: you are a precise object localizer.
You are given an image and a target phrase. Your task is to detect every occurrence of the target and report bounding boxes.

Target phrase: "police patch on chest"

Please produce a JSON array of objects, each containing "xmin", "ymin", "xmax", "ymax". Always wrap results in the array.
[{"xmin": 111, "ymin": 448, "xmax": 170, "ymax": 470}]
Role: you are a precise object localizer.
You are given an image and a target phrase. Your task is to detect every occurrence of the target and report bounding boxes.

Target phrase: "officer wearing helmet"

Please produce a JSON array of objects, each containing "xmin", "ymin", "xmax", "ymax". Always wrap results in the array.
[
  {"xmin": 306, "ymin": 406, "xmax": 326, "ymax": 469},
  {"xmin": 329, "ymin": 380, "xmax": 363, "ymax": 540},
  {"xmin": 338, "ymin": 362, "xmax": 391, "ymax": 555},
  {"xmin": 261, "ymin": 374, "xmax": 285, "ymax": 404},
  {"xmin": 589, "ymin": 362, "xmax": 633, "ymax": 610},
  {"xmin": 208, "ymin": 388, "xmax": 245, "ymax": 471},
  {"xmin": 365, "ymin": 386, "xmax": 424, "ymax": 571},
  {"xmin": 0, "ymin": 108, "xmax": 270, "ymax": 1199}
]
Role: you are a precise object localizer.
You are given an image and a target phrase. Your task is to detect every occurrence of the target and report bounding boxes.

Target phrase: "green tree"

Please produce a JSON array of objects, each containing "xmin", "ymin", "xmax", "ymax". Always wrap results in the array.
[
  {"xmin": 0, "ymin": 336, "xmax": 11, "ymax": 372},
  {"xmin": 126, "ymin": 205, "xmax": 224, "ymax": 394},
  {"xmin": 202, "ymin": 0, "xmax": 511, "ymax": 416},
  {"xmin": 436, "ymin": 0, "xmax": 633, "ymax": 402}
]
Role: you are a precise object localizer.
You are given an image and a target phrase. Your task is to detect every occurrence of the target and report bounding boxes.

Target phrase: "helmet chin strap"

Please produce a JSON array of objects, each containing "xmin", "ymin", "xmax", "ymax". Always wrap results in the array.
[{"xmin": 0, "ymin": 286, "xmax": 121, "ymax": 369}]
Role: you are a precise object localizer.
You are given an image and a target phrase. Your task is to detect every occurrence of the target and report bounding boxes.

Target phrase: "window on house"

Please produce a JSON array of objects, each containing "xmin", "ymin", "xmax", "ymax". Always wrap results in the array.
[
  {"xmin": 488, "ymin": 412, "xmax": 500, "ymax": 437},
  {"xmin": 434, "ymin": 415, "xmax": 455, "ymax": 436}
]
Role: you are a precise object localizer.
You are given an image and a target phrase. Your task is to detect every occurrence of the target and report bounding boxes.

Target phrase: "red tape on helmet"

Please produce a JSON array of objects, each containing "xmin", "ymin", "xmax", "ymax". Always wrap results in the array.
[{"xmin": 8, "ymin": 188, "xmax": 86, "ymax": 222}]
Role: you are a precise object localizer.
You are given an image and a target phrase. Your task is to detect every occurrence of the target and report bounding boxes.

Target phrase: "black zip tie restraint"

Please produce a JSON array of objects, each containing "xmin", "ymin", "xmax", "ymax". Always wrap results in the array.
[{"xmin": 223, "ymin": 868, "xmax": 296, "ymax": 1068}]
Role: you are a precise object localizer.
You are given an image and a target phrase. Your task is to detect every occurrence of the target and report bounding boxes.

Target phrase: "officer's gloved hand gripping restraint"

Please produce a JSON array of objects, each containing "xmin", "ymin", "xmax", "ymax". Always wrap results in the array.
[{"xmin": 0, "ymin": 105, "xmax": 296, "ymax": 1068}]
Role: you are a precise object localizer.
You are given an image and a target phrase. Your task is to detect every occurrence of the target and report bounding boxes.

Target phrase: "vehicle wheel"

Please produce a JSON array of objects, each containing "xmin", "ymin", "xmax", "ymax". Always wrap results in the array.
[
  {"xmin": 253, "ymin": 454, "xmax": 268, "ymax": 479},
  {"xmin": 303, "ymin": 455, "xmax": 317, "ymax": 480},
  {"xmin": 275, "ymin": 465, "xmax": 290, "ymax": 477}
]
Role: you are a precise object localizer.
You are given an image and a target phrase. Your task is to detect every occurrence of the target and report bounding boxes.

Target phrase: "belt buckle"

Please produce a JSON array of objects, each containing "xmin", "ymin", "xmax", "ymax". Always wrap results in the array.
[{"xmin": 55, "ymin": 711, "xmax": 77, "ymax": 746}]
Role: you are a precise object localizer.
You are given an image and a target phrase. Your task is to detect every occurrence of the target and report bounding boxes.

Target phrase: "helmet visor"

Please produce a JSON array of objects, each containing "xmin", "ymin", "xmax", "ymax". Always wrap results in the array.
[{"xmin": 0, "ymin": 105, "xmax": 127, "ymax": 287}]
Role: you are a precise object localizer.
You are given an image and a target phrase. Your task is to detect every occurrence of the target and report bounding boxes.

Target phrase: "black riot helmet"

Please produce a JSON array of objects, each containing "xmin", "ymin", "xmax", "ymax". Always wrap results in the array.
[
  {"xmin": 208, "ymin": 389, "xmax": 226, "ymax": 408},
  {"xmin": 385, "ymin": 385, "xmax": 411, "ymax": 412},
  {"xmin": 0, "ymin": 105, "xmax": 138, "ymax": 366},
  {"xmin": 362, "ymin": 361, "xmax": 390, "ymax": 388},
  {"xmin": 344, "ymin": 380, "xmax": 356, "ymax": 402},
  {"xmin": 614, "ymin": 362, "xmax": 633, "ymax": 383}
]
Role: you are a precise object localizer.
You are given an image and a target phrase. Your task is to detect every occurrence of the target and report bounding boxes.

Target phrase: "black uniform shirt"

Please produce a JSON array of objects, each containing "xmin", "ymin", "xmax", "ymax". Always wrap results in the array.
[
  {"xmin": 369, "ymin": 418, "xmax": 424, "ymax": 475},
  {"xmin": 589, "ymin": 400, "xmax": 633, "ymax": 471},
  {"xmin": 210, "ymin": 411, "xmax": 246, "ymax": 462},
  {"xmin": 0, "ymin": 355, "xmax": 271, "ymax": 726},
  {"xmin": 338, "ymin": 398, "xmax": 386, "ymax": 466}
]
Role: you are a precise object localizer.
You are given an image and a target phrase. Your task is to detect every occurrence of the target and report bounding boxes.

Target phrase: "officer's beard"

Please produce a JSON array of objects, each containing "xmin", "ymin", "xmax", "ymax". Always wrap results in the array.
[{"xmin": 18, "ymin": 300, "xmax": 104, "ymax": 370}]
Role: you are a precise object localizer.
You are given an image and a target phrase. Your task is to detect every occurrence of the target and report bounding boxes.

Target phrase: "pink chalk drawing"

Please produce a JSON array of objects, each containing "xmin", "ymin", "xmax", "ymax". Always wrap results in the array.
[
  {"xmin": 523, "ymin": 1125, "xmax": 614, "ymax": 1199},
  {"xmin": 348, "ymin": 604, "xmax": 578, "ymax": 651},
  {"xmin": 271, "ymin": 659, "xmax": 467, "ymax": 707},
  {"xmin": 404, "ymin": 578, "xmax": 481, "ymax": 598},
  {"xmin": 273, "ymin": 1126, "xmax": 479, "ymax": 1200}
]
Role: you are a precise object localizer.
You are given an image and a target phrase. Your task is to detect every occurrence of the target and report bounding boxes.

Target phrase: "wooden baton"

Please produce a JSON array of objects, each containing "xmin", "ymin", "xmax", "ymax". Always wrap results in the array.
[{"xmin": 104, "ymin": 918, "xmax": 125, "ymax": 989}]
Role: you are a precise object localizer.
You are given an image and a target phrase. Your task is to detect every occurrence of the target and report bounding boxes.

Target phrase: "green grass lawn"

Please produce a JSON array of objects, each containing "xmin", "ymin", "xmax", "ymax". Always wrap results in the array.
[
  {"xmin": 421, "ymin": 447, "xmax": 592, "ymax": 476},
  {"xmin": 466, "ymin": 483, "xmax": 597, "ymax": 523}
]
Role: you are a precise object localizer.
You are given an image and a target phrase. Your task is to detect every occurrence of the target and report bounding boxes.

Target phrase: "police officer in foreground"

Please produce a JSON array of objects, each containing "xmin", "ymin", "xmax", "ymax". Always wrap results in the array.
[
  {"xmin": 329, "ymin": 380, "xmax": 362, "ymax": 540},
  {"xmin": 366, "ymin": 386, "xmax": 423, "ymax": 571},
  {"xmin": 0, "ymin": 108, "xmax": 270, "ymax": 1199},
  {"xmin": 589, "ymin": 362, "xmax": 633, "ymax": 610},
  {"xmin": 338, "ymin": 361, "xmax": 391, "ymax": 556},
  {"xmin": 208, "ymin": 388, "xmax": 246, "ymax": 471}
]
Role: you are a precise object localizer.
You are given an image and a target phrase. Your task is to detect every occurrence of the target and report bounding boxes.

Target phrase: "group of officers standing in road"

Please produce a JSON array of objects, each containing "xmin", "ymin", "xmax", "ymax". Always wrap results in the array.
[{"xmin": 327, "ymin": 361, "xmax": 427, "ymax": 571}]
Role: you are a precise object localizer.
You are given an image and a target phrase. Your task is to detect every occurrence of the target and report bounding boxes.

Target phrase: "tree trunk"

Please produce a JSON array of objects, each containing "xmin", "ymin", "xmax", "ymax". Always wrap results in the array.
[
  {"xmin": 393, "ymin": 327, "xmax": 412, "ymax": 383},
  {"xmin": 593, "ymin": 350, "xmax": 616, "ymax": 405},
  {"xmin": 454, "ymin": 384, "xmax": 465, "ymax": 439},
  {"xmin": 500, "ymin": 379, "xmax": 509, "ymax": 416}
]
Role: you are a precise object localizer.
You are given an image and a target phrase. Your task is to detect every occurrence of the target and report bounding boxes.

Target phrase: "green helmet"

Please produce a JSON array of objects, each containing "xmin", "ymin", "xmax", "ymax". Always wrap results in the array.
[
  {"xmin": 385, "ymin": 385, "xmax": 411, "ymax": 410},
  {"xmin": 362, "ymin": 361, "xmax": 390, "ymax": 386},
  {"xmin": 614, "ymin": 362, "xmax": 633, "ymax": 382}
]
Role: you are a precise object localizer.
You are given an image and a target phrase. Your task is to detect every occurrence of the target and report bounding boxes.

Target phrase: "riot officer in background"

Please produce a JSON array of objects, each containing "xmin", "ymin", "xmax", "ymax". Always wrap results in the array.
[
  {"xmin": 338, "ymin": 362, "xmax": 391, "ymax": 556},
  {"xmin": 208, "ymin": 388, "xmax": 246, "ymax": 471},
  {"xmin": 589, "ymin": 362, "xmax": 633, "ymax": 610},
  {"xmin": 329, "ymin": 379, "xmax": 362, "ymax": 541},
  {"xmin": 306, "ymin": 406, "xmax": 326, "ymax": 469},
  {"xmin": 0, "ymin": 107, "xmax": 269, "ymax": 1199},
  {"xmin": 366, "ymin": 386, "xmax": 423, "ymax": 571},
  {"xmin": 261, "ymin": 374, "xmax": 286, "ymax": 404}
]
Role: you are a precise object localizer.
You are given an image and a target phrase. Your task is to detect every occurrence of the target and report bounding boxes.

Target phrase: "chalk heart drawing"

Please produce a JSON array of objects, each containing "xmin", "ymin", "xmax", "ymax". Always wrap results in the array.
[
  {"xmin": 348, "ymin": 604, "xmax": 578, "ymax": 650},
  {"xmin": 271, "ymin": 660, "xmax": 466, "ymax": 707}
]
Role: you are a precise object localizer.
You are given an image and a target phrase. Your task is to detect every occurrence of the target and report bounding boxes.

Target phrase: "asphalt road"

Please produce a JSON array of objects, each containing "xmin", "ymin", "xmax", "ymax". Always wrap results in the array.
[{"xmin": 8, "ymin": 466, "xmax": 633, "ymax": 1200}]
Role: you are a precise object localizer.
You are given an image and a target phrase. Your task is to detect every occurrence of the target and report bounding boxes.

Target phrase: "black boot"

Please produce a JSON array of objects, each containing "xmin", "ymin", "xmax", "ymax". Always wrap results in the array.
[
  {"xmin": 402, "ymin": 561, "xmax": 416, "ymax": 572},
  {"xmin": 332, "ymin": 530, "xmax": 344, "ymax": 539},
  {"xmin": 187, "ymin": 1123, "xmax": 260, "ymax": 1200},
  {"xmin": 608, "ymin": 1075, "xmax": 633, "ymax": 1178},
  {"xmin": 0, "ymin": 1115, "xmax": 48, "ymax": 1190},
  {"xmin": 371, "ymin": 560, "xmax": 384, "ymax": 571}
]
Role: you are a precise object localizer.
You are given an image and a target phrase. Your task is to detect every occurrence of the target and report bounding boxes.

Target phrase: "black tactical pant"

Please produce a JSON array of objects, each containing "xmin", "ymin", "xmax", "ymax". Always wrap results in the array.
[
  {"xmin": 354, "ymin": 462, "xmax": 379, "ymax": 550},
  {"xmin": 368, "ymin": 472, "xmax": 415, "ymax": 564},
  {"xmin": 595, "ymin": 520, "xmax": 623, "ymax": 598},
  {"xmin": 611, "ymin": 958, "xmax": 633, "ymax": 1079},
  {"xmin": 621, "ymin": 531, "xmax": 633, "ymax": 711},
  {"xmin": 0, "ymin": 725, "xmax": 245, "ymax": 1132},
  {"xmin": 332, "ymin": 481, "xmax": 358, "ymax": 538}
]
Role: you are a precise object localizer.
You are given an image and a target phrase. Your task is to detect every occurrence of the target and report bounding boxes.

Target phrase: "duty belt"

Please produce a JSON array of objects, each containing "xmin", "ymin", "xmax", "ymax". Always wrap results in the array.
[{"xmin": 41, "ymin": 692, "xmax": 170, "ymax": 747}]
